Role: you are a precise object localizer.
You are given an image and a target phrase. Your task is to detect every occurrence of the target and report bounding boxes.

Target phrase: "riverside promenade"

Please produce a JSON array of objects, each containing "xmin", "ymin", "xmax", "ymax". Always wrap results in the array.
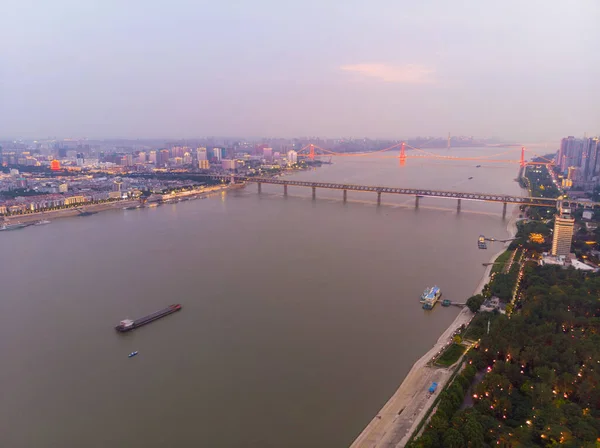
[
  {"xmin": 351, "ymin": 207, "xmax": 519, "ymax": 447},
  {"xmin": 350, "ymin": 307, "xmax": 473, "ymax": 448}
]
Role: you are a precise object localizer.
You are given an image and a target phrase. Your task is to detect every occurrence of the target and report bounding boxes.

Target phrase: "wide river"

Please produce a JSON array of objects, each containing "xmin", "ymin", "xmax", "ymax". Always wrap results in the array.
[{"xmin": 0, "ymin": 147, "xmax": 524, "ymax": 447}]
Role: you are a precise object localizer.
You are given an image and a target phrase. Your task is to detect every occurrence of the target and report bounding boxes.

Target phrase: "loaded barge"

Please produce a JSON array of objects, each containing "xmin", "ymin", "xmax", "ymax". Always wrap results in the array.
[{"xmin": 115, "ymin": 304, "xmax": 182, "ymax": 332}]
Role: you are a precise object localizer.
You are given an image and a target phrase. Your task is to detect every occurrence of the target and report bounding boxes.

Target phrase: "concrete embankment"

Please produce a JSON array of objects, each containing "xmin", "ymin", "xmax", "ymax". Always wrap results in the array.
[
  {"xmin": 3, "ymin": 200, "xmax": 140, "ymax": 224},
  {"xmin": 350, "ymin": 206, "xmax": 519, "ymax": 448}
]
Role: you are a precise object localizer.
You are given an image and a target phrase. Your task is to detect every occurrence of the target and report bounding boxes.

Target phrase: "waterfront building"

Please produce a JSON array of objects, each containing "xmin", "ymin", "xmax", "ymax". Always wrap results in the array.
[
  {"xmin": 64, "ymin": 195, "xmax": 86, "ymax": 205},
  {"xmin": 263, "ymin": 147, "xmax": 273, "ymax": 162},
  {"xmin": 50, "ymin": 160, "xmax": 61, "ymax": 171},
  {"xmin": 199, "ymin": 160, "xmax": 210, "ymax": 169},
  {"xmin": 221, "ymin": 159, "xmax": 237, "ymax": 170},
  {"xmin": 149, "ymin": 151, "xmax": 157, "ymax": 164},
  {"xmin": 551, "ymin": 214, "xmax": 575, "ymax": 256},
  {"xmin": 287, "ymin": 150, "xmax": 298, "ymax": 165}
]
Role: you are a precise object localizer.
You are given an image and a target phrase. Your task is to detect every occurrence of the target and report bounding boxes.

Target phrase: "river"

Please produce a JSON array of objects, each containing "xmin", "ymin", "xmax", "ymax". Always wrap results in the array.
[{"xmin": 0, "ymin": 147, "xmax": 523, "ymax": 447}]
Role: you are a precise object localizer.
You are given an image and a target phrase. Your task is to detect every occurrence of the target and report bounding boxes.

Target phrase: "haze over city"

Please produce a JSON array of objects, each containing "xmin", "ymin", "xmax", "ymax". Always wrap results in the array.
[{"xmin": 2, "ymin": 0, "xmax": 599, "ymax": 141}]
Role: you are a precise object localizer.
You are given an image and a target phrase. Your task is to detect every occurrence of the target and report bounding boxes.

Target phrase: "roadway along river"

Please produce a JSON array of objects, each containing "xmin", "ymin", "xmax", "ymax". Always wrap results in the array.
[{"xmin": 0, "ymin": 147, "xmax": 525, "ymax": 447}]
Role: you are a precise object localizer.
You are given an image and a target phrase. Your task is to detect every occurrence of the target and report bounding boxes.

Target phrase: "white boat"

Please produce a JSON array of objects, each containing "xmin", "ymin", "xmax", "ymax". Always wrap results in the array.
[{"xmin": 34, "ymin": 220, "xmax": 51, "ymax": 226}]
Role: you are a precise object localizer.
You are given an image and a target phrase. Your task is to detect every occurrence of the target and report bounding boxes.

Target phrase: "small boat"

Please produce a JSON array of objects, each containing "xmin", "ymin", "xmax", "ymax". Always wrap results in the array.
[
  {"xmin": 34, "ymin": 219, "xmax": 51, "ymax": 226},
  {"xmin": 128, "ymin": 351, "xmax": 138, "ymax": 358},
  {"xmin": 476, "ymin": 165, "xmax": 481, "ymax": 168},
  {"xmin": 468, "ymin": 177, "xmax": 473, "ymax": 180}
]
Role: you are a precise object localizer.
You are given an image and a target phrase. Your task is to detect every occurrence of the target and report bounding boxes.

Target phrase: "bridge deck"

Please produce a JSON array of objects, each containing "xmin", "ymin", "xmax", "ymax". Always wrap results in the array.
[{"xmin": 201, "ymin": 174, "xmax": 578, "ymax": 206}]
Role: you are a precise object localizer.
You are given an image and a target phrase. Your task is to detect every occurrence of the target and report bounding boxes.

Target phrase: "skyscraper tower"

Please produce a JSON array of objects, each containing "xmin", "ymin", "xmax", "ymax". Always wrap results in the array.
[
  {"xmin": 551, "ymin": 211, "xmax": 575, "ymax": 256},
  {"xmin": 447, "ymin": 132, "xmax": 451, "ymax": 150}
]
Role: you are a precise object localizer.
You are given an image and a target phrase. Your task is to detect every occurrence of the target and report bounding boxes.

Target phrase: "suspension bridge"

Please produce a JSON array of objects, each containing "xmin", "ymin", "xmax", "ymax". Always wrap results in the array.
[{"xmin": 293, "ymin": 142, "xmax": 554, "ymax": 167}]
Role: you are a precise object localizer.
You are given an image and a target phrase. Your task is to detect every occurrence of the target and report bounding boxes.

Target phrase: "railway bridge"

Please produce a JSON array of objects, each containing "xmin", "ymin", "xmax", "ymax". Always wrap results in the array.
[{"xmin": 196, "ymin": 174, "xmax": 581, "ymax": 218}]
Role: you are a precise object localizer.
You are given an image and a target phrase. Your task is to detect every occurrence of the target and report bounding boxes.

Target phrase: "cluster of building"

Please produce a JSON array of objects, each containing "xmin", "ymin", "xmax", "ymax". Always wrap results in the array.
[
  {"xmin": 0, "ymin": 167, "xmax": 219, "ymax": 215},
  {"xmin": 556, "ymin": 136, "xmax": 600, "ymax": 190},
  {"xmin": 0, "ymin": 140, "xmax": 301, "ymax": 174}
]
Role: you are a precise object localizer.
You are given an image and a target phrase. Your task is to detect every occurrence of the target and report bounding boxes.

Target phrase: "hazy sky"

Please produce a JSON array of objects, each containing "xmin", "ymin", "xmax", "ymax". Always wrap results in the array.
[{"xmin": 2, "ymin": 0, "xmax": 599, "ymax": 141}]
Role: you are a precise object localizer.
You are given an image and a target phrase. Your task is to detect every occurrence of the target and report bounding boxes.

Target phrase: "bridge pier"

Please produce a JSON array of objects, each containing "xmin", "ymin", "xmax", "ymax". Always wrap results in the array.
[
  {"xmin": 343, "ymin": 189, "xmax": 347, "ymax": 203},
  {"xmin": 502, "ymin": 202, "xmax": 507, "ymax": 219},
  {"xmin": 415, "ymin": 196, "xmax": 420, "ymax": 208},
  {"xmin": 377, "ymin": 191, "xmax": 382, "ymax": 206},
  {"xmin": 257, "ymin": 182, "xmax": 262, "ymax": 194},
  {"xmin": 283, "ymin": 184, "xmax": 288, "ymax": 196},
  {"xmin": 312, "ymin": 186, "xmax": 316, "ymax": 200},
  {"xmin": 457, "ymin": 199, "xmax": 462, "ymax": 213}
]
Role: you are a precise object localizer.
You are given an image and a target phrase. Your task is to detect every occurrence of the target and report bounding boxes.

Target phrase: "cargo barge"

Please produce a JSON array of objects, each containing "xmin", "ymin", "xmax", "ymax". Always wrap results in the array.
[{"xmin": 115, "ymin": 304, "xmax": 182, "ymax": 332}]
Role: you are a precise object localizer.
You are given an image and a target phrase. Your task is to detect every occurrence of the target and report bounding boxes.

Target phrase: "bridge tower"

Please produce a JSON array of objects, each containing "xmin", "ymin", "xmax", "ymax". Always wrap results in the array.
[
  {"xmin": 399, "ymin": 142, "xmax": 406, "ymax": 166},
  {"xmin": 520, "ymin": 146, "xmax": 526, "ymax": 168},
  {"xmin": 447, "ymin": 132, "xmax": 451, "ymax": 150},
  {"xmin": 309, "ymin": 144, "xmax": 315, "ymax": 160}
]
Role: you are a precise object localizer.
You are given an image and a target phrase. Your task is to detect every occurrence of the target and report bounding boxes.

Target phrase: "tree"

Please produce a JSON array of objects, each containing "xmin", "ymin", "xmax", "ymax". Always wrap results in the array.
[
  {"xmin": 466, "ymin": 295, "xmax": 485, "ymax": 313},
  {"xmin": 443, "ymin": 428, "xmax": 465, "ymax": 448}
]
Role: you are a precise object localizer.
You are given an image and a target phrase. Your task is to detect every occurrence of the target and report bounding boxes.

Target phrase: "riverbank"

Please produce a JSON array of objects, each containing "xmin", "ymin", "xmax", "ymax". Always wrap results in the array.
[
  {"xmin": 350, "ymin": 205, "xmax": 519, "ymax": 448},
  {"xmin": 2, "ymin": 184, "xmax": 239, "ymax": 225},
  {"xmin": 3, "ymin": 200, "xmax": 140, "ymax": 224}
]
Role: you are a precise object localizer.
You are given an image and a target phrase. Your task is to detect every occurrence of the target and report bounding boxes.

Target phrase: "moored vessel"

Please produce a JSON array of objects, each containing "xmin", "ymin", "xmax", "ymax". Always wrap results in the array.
[
  {"xmin": 0, "ymin": 222, "xmax": 28, "ymax": 231},
  {"xmin": 421, "ymin": 286, "xmax": 442, "ymax": 310}
]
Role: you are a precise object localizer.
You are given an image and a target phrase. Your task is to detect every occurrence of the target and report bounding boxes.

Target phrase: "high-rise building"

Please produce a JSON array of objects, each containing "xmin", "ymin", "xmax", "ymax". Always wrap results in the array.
[
  {"xmin": 558, "ymin": 137, "xmax": 584, "ymax": 173},
  {"xmin": 149, "ymin": 151, "xmax": 157, "ymax": 164},
  {"xmin": 197, "ymin": 147, "xmax": 207, "ymax": 161},
  {"xmin": 198, "ymin": 160, "xmax": 210, "ymax": 169},
  {"xmin": 183, "ymin": 152, "xmax": 192, "ymax": 165},
  {"xmin": 584, "ymin": 138, "xmax": 600, "ymax": 181},
  {"xmin": 551, "ymin": 213, "xmax": 575, "ymax": 256},
  {"xmin": 221, "ymin": 159, "xmax": 237, "ymax": 170},
  {"xmin": 158, "ymin": 150, "xmax": 170, "ymax": 167},
  {"xmin": 212, "ymin": 148, "xmax": 223, "ymax": 162},
  {"xmin": 137, "ymin": 151, "xmax": 147, "ymax": 163},
  {"xmin": 263, "ymin": 147, "xmax": 273, "ymax": 161},
  {"xmin": 287, "ymin": 150, "xmax": 298, "ymax": 165}
]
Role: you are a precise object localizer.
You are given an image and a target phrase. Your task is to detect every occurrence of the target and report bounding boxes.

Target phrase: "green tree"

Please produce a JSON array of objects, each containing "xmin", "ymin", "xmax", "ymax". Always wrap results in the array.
[
  {"xmin": 466, "ymin": 294, "xmax": 485, "ymax": 313},
  {"xmin": 443, "ymin": 428, "xmax": 465, "ymax": 448}
]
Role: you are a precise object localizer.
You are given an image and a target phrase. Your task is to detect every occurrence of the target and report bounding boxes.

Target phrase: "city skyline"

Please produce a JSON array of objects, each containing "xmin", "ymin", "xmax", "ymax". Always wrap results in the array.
[{"xmin": 2, "ymin": 1, "xmax": 599, "ymax": 141}]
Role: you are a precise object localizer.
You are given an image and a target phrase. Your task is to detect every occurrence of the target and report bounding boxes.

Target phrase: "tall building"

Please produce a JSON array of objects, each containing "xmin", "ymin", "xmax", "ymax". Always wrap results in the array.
[
  {"xmin": 158, "ymin": 149, "xmax": 170, "ymax": 167},
  {"xmin": 212, "ymin": 147, "xmax": 223, "ymax": 162},
  {"xmin": 584, "ymin": 138, "xmax": 600, "ymax": 181},
  {"xmin": 149, "ymin": 151, "xmax": 157, "ymax": 164},
  {"xmin": 263, "ymin": 147, "xmax": 273, "ymax": 161},
  {"xmin": 558, "ymin": 137, "xmax": 583, "ymax": 173},
  {"xmin": 287, "ymin": 150, "xmax": 298, "ymax": 165},
  {"xmin": 551, "ymin": 213, "xmax": 575, "ymax": 256},
  {"xmin": 197, "ymin": 147, "xmax": 207, "ymax": 161}
]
